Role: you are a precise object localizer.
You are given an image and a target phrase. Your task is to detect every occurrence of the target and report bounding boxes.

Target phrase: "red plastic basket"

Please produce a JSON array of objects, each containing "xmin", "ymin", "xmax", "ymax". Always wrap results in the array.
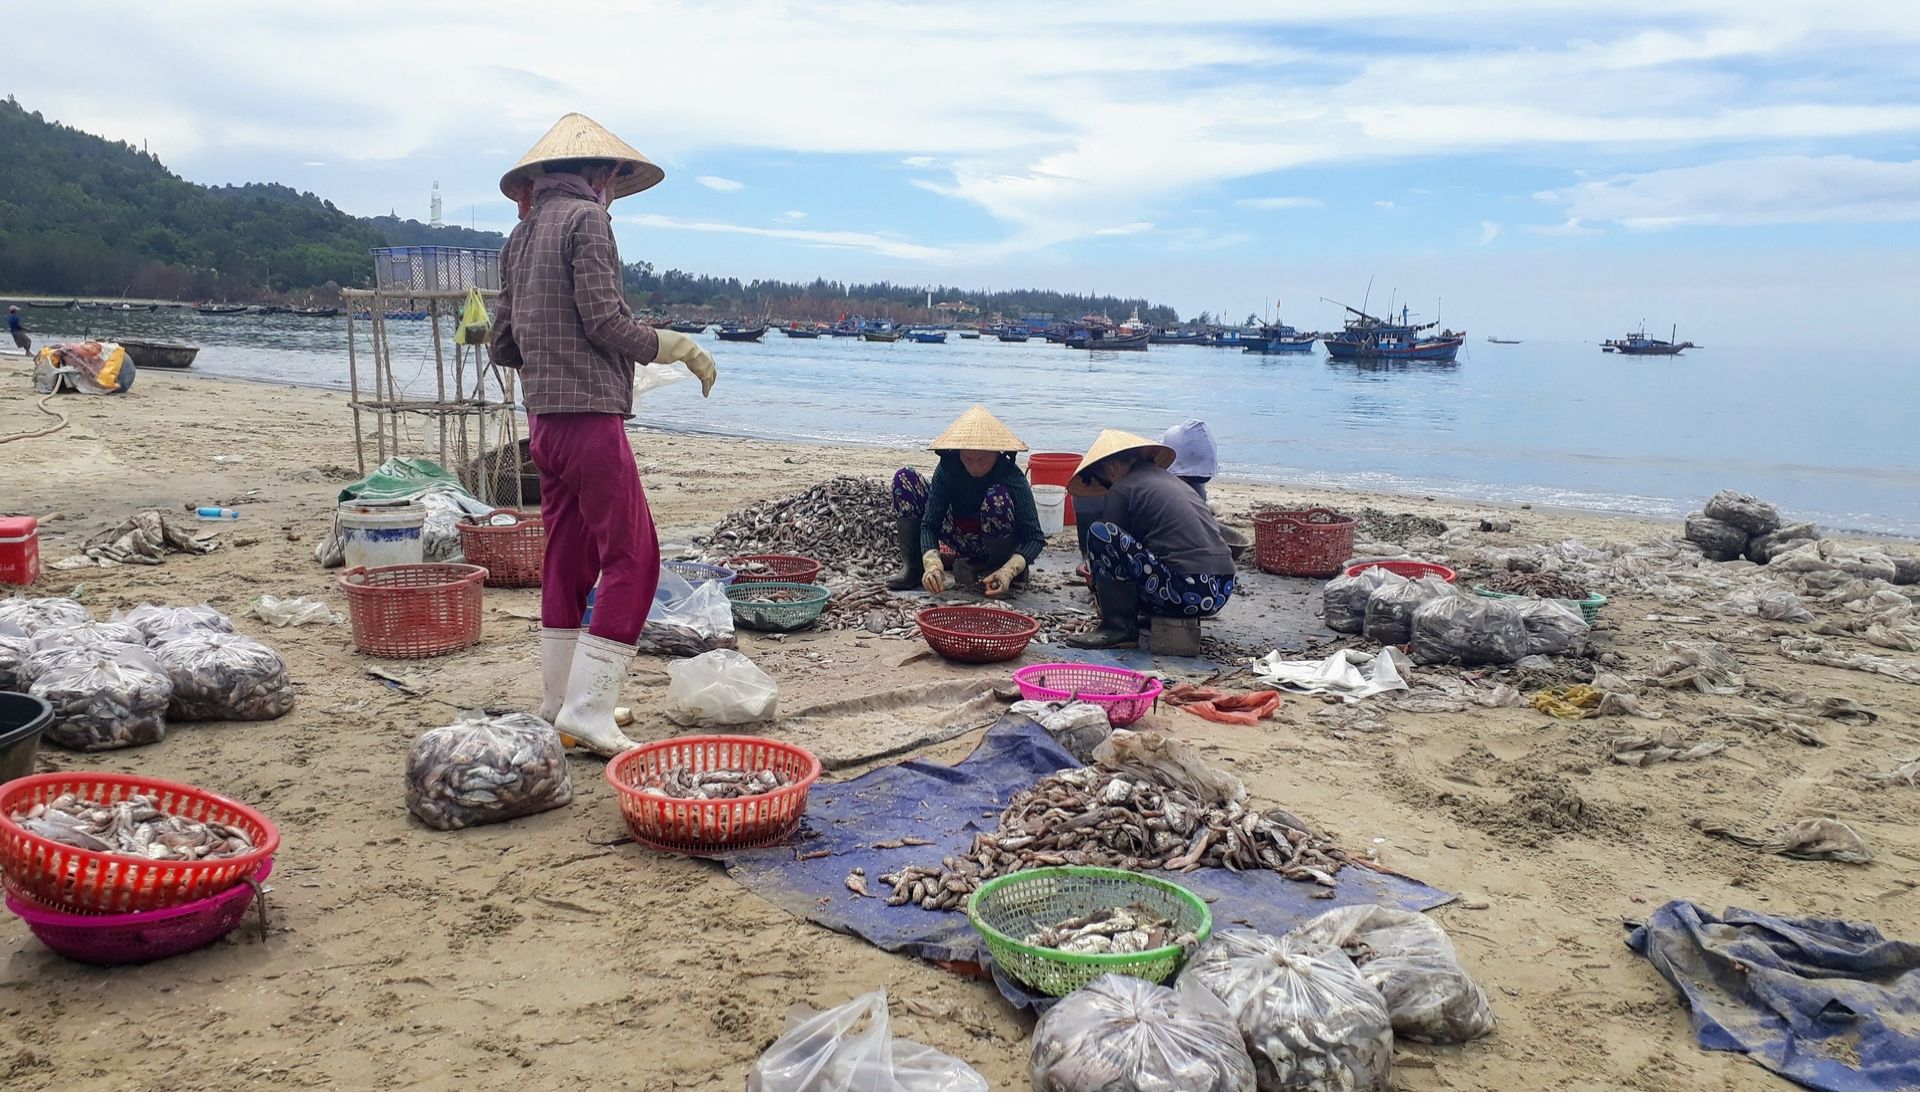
[
  {"xmin": 339, "ymin": 562, "xmax": 487, "ymax": 659},
  {"xmin": 6, "ymin": 859, "xmax": 271, "ymax": 964},
  {"xmin": 456, "ymin": 510, "xmax": 545, "ymax": 588},
  {"xmin": 1013, "ymin": 663, "xmax": 1163, "ymax": 728},
  {"xmin": 916, "ymin": 606, "xmax": 1040, "ymax": 664},
  {"xmin": 1254, "ymin": 508, "xmax": 1355, "ymax": 578},
  {"xmin": 606, "ymin": 736, "xmax": 821, "ymax": 855},
  {"xmin": 1343, "ymin": 559, "xmax": 1457, "ymax": 584},
  {"xmin": 0, "ymin": 772, "xmax": 279, "ymax": 915},
  {"xmin": 723, "ymin": 554, "xmax": 823, "ymax": 584}
]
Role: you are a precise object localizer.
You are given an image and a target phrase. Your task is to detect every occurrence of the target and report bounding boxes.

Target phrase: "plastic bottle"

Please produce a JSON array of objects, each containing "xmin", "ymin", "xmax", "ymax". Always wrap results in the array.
[{"xmin": 194, "ymin": 507, "xmax": 241, "ymax": 520}]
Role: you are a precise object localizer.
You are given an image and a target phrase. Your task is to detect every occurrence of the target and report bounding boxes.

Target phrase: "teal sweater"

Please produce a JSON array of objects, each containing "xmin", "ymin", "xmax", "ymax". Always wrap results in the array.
[{"xmin": 920, "ymin": 454, "xmax": 1047, "ymax": 564}]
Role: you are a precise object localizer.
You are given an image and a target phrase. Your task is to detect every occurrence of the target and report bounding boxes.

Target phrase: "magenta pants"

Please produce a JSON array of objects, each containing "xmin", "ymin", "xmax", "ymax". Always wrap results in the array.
[{"xmin": 528, "ymin": 412, "xmax": 660, "ymax": 643}]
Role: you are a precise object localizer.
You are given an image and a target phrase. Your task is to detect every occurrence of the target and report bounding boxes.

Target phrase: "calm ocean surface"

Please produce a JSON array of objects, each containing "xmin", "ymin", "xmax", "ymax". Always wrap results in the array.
[{"xmin": 32, "ymin": 311, "xmax": 1920, "ymax": 536}]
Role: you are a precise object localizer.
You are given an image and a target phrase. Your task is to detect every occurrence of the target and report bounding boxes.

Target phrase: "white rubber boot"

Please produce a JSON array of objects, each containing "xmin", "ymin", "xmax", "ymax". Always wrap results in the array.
[
  {"xmin": 538, "ymin": 627, "xmax": 578, "ymax": 724},
  {"xmin": 554, "ymin": 634, "xmax": 640, "ymax": 758}
]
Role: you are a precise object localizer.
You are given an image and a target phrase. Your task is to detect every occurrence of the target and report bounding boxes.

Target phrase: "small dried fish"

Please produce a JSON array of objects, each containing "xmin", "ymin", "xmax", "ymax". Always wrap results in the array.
[
  {"xmin": 640, "ymin": 766, "xmax": 789, "ymax": 800},
  {"xmin": 405, "ymin": 712, "xmax": 572, "ymax": 831},
  {"xmin": 844, "ymin": 868, "xmax": 873, "ymax": 897},
  {"xmin": 701, "ymin": 476, "xmax": 898, "ymax": 582},
  {"xmin": 1478, "ymin": 570, "xmax": 1590, "ymax": 600},
  {"xmin": 11, "ymin": 792, "xmax": 254, "ymax": 860},
  {"xmin": 1020, "ymin": 904, "xmax": 1198, "ymax": 955},
  {"xmin": 871, "ymin": 836, "xmax": 934, "ymax": 849}
]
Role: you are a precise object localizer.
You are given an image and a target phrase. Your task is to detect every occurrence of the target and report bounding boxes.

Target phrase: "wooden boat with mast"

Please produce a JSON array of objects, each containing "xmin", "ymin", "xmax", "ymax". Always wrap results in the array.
[{"xmin": 1601, "ymin": 324, "xmax": 1695, "ymax": 355}]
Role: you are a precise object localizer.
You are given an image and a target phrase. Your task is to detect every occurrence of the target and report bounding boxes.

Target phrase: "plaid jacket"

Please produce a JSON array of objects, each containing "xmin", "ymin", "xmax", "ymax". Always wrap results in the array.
[{"xmin": 490, "ymin": 184, "xmax": 658, "ymax": 415}]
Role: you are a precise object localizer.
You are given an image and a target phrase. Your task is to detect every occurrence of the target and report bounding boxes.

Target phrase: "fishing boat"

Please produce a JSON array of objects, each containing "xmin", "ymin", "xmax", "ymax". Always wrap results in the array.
[
  {"xmin": 716, "ymin": 325, "xmax": 767, "ymax": 342},
  {"xmin": 780, "ymin": 325, "xmax": 822, "ymax": 338},
  {"xmin": 905, "ymin": 329, "xmax": 947, "ymax": 344},
  {"xmin": 1202, "ymin": 330, "xmax": 1243, "ymax": 348},
  {"xmin": 196, "ymin": 304, "xmax": 250, "ymax": 315},
  {"xmin": 255, "ymin": 305, "xmax": 290, "ymax": 316},
  {"xmin": 25, "ymin": 299, "xmax": 77, "ymax": 309},
  {"xmin": 348, "ymin": 309, "xmax": 431, "ymax": 322},
  {"xmin": 829, "ymin": 320, "xmax": 863, "ymax": 337},
  {"xmin": 667, "ymin": 320, "xmax": 708, "ymax": 333},
  {"xmin": 861, "ymin": 329, "xmax": 901, "ymax": 343},
  {"xmin": 116, "ymin": 338, "xmax": 200, "ymax": 371},
  {"xmin": 1066, "ymin": 329, "xmax": 1150, "ymax": 351},
  {"xmin": 997, "ymin": 328, "xmax": 1030, "ymax": 343},
  {"xmin": 1240, "ymin": 321, "xmax": 1317, "ymax": 354},
  {"xmin": 78, "ymin": 301, "xmax": 107, "ymax": 311},
  {"xmin": 959, "ymin": 329, "xmax": 981, "ymax": 339},
  {"xmin": 108, "ymin": 302, "xmax": 159, "ymax": 313},
  {"xmin": 1601, "ymin": 325, "xmax": 1695, "ymax": 356},
  {"xmin": 1148, "ymin": 330, "xmax": 1207, "ymax": 345},
  {"xmin": 290, "ymin": 306, "xmax": 340, "ymax": 318},
  {"xmin": 1487, "ymin": 337, "xmax": 1521, "ymax": 345},
  {"xmin": 1322, "ymin": 303, "xmax": 1464, "ymax": 363}
]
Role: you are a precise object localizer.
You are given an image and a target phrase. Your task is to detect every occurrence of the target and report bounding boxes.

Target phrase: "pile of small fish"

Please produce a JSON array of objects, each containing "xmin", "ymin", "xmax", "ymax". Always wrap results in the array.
[
  {"xmin": 1479, "ymin": 570, "xmax": 1590, "ymax": 600},
  {"xmin": 11, "ymin": 792, "xmax": 255, "ymax": 860},
  {"xmin": 1022, "ymin": 904, "xmax": 1198, "ymax": 956},
  {"xmin": 405, "ymin": 712, "xmax": 572, "ymax": 831},
  {"xmin": 736, "ymin": 587, "xmax": 819, "ymax": 604},
  {"xmin": 878, "ymin": 766, "xmax": 1347, "ymax": 911},
  {"xmin": 640, "ymin": 766, "xmax": 790, "ymax": 800},
  {"xmin": 701, "ymin": 476, "xmax": 898, "ymax": 580}
]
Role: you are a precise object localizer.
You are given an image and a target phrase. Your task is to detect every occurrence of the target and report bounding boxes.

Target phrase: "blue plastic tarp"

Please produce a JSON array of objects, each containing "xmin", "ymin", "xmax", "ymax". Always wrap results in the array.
[
  {"xmin": 725, "ymin": 717, "xmax": 1453, "ymax": 1010},
  {"xmin": 1627, "ymin": 900, "xmax": 1920, "ymax": 1091}
]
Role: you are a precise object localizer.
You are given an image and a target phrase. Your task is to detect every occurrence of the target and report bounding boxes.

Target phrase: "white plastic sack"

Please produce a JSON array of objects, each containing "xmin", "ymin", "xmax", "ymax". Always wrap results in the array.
[
  {"xmin": 1030, "ymin": 974, "xmax": 1255, "ymax": 1091},
  {"xmin": 405, "ymin": 711, "xmax": 572, "ymax": 830},
  {"xmin": 112, "ymin": 603, "xmax": 236, "ymax": 643},
  {"xmin": 1289, "ymin": 904, "xmax": 1496, "ymax": 1044},
  {"xmin": 1408, "ymin": 594, "xmax": 1530, "ymax": 667},
  {"xmin": 1252, "ymin": 647, "xmax": 1410, "ymax": 702},
  {"xmin": 0, "ymin": 623, "xmax": 30, "ymax": 693},
  {"xmin": 1324, "ymin": 566, "xmax": 1397, "ymax": 635},
  {"xmin": 1363, "ymin": 576, "xmax": 1456, "ymax": 647},
  {"xmin": 665, "ymin": 649, "xmax": 778, "ymax": 727},
  {"xmin": 634, "ymin": 359, "xmax": 692, "ymax": 398},
  {"xmin": 637, "ymin": 576, "xmax": 737, "ymax": 657},
  {"xmin": 1008, "ymin": 699, "xmax": 1112, "ymax": 762},
  {"xmin": 1511, "ymin": 597, "xmax": 1590, "ymax": 657},
  {"xmin": 150, "ymin": 630, "xmax": 294, "ymax": 721},
  {"xmin": 749, "ymin": 989, "xmax": 987, "ymax": 1092},
  {"xmin": 30, "ymin": 642, "xmax": 172, "ymax": 752},
  {"xmin": 248, "ymin": 594, "xmax": 338, "ymax": 627},
  {"xmin": 0, "ymin": 596, "xmax": 91, "ymax": 635}
]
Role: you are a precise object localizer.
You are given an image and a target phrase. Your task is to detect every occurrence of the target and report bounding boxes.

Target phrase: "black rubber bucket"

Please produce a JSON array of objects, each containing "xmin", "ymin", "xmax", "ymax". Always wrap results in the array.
[{"xmin": 0, "ymin": 692, "xmax": 52, "ymax": 784}]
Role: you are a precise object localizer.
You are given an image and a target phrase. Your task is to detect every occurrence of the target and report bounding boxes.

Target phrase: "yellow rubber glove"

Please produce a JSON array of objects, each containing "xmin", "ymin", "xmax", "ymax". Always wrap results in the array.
[
  {"xmin": 984, "ymin": 554, "xmax": 1027, "ymax": 598},
  {"xmin": 652, "ymin": 329, "xmax": 718, "ymax": 397},
  {"xmin": 921, "ymin": 550, "xmax": 948, "ymax": 595}
]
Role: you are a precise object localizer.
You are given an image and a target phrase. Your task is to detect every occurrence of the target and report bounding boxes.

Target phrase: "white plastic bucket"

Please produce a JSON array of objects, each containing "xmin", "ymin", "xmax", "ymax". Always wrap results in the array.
[
  {"xmin": 1032, "ymin": 485, "xmax": 1067, "ymax": 537},
  {"xmin": 339, "ymin": 501, "xmax": 426, "ymax": 571}
]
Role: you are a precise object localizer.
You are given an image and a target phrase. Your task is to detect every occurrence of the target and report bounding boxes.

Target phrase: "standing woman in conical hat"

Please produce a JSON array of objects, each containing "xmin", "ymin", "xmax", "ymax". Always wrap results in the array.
[
  {"xmin": 489, "ymin": 113, "xmax": 718, "ymax": 757},
  {"xmin": 1064, "ymin": 429, "xmax": 1235, "ymax": 649},
  {"xmin": 886, "ymin": 406, "xmax": 1047, "ymax": 598}
]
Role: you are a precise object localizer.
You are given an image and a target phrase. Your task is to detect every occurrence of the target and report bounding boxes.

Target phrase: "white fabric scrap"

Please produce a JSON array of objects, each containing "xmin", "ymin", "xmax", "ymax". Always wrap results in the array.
[{"xmin": 1251, "ymin": 647, "xmax": 1411, "ymax": 701}]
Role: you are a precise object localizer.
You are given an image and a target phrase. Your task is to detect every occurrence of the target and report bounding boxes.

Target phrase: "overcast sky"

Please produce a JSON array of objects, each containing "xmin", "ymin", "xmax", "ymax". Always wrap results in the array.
[{"xmin": 10, "ymin": 1, "xmax": 1920, "ymax": 341}]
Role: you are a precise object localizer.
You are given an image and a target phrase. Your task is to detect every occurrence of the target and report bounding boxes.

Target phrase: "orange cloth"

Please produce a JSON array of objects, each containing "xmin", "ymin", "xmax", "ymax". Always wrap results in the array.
[{"xmin": 1163, "ymin": 685, "xmax": 1283, "ymax": 726}]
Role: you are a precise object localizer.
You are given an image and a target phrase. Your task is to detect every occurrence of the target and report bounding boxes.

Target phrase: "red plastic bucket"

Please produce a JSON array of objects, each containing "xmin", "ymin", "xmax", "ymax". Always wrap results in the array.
[{"xmin": 1026, "ymin": 453, "xmax": 1083, "ymax": 525}]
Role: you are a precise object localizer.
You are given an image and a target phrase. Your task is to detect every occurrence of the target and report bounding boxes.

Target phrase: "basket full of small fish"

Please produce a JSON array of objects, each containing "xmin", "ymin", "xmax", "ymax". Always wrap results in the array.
[
  {"xmin": 605, "ymin": 735, "xmax": 822, "ymax": 854},
  {"xmin": 968, "ymin": 866, "xmax": 1212, "ymax": 996},
  {"xmin": 726, "ymin": 582, "xmax": 832, "ymax": 632}
]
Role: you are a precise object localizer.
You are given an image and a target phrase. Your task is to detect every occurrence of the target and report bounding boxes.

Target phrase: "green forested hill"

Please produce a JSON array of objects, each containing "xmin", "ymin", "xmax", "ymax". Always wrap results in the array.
[{"xmin": 0, "ymin": 97, "xmax": 502, "ymax": 299}]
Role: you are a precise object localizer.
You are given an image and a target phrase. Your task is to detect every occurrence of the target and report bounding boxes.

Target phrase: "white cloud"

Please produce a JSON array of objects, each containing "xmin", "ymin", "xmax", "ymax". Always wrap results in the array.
[
  {"xmin": 696, "ymin": 175, "xmax": 745, "ymax": 192},
  {"xmin": 1093, "ymin": 222, "xmax": 1154, "ymax": 236},
  {"xmin": 1523, "ymin": 217, "xmax": 1604, "ymax": 237},
  {"xmin": 1237, "ymin": 196, "xmax": 1324, "ymax": 209},
  {"xmin": 1478, "ymin": 220, "xmax": 1501, "ymax": 245},
  {"xmin": 1373, "ymin": 200, "xmax": 1396, "ymax": 209},
  {"xmin": 1536, "ymin": 155, "xmax": 1920, "ymax": 229},
  {"xmin": 779, "ymin": 210, "xmax": 807, "ymax": 221},
  {"xmin": 302, "ymin": 160, "xmax": 326, "ymax": 167},
  {"xmin": 901, "ymin": 156, "xmax": 935, "ymax": 167},
  {"xmin": 623, "ymin": 213, "xmax": 954, "ymax": 262}
]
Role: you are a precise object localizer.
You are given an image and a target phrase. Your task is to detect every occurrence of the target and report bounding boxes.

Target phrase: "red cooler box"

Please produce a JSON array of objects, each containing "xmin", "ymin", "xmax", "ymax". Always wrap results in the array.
[{"xmin": 0, "ymin": 517, "xmax": 40, "ymax": 587}]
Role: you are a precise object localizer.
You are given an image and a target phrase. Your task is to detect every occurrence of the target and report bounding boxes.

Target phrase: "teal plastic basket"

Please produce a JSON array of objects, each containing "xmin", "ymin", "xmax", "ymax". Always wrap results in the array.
[
  {"xmin": 1471, "ymin": 586, "xmax": 1608, "ymax": 625},
  {"xmin": 726, "ymin": 582, "xmax": 831, "ymax": 631},
  {"xmin": 967, "ymin": 867, "xmax": 1212, "ymax": 997}
]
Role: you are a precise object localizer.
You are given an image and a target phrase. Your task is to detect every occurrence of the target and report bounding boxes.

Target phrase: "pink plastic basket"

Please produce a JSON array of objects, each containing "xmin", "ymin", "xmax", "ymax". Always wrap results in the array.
[
  {"xmin": 1013, "ymin": 663, "xmax": 1163, "ymax": 727},
  {"xmin": 4, "ymin": 859, "xmax": 271, "ymax": 965}
]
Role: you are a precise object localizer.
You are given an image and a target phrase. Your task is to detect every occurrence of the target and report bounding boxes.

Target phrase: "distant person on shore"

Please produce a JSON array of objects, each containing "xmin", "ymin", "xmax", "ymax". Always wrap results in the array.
[
  {"xmin": 887, "ymin": 406, "xmax": 1046, "ymax": 598},
  {"xmin": 488, "ymin": 113, "xmax": 718, "ymax": 758},
  {"xmin": 7, "ymin": 307, "xmax": 28, "ymax": 354},
  {"xmin": 1162, "ymin": 418, "xmax": 1217, "ymax": 501},
  {"xmin": 1064, "ymin": 430, "xmax": 1236, "ymax": 649}
]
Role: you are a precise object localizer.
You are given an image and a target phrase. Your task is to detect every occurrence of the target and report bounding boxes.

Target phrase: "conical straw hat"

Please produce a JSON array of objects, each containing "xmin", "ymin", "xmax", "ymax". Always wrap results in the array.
[
  {"xmin": 929, "ymin": 405, "xmax": 1027, "ymax": 452},
  {"xmin": 499, "ymin": 113, "xmax": 664, "ymax": 201},
  {"xmin": 1069, "ymin": 429, "xmax": 1175, "ymax": 496}
]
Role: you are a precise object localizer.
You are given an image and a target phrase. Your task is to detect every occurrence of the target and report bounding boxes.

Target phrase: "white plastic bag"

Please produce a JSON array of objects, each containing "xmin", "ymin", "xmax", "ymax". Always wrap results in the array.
[
  {"xmin": 249, "ymin": 594, "xmax": 339, "ymax": 627},
  {"xmin": 634, "ymin": 359, "xmax": 692, "ymax": 398},
  {"xmin": 1289, "ymin": 904, "xmax": 1496, "ymax": 1044},
  {"xmin": 1179, "ymin": 930, "xmax": 1394, "ymax": 1091},
  {"xmin": 1511, "ymin": 597, "xmax": 1590, "ymax": 657},
  {"xmin": 665, "ymin": 649, "xmax": 778, "ymax": 727},
  {"xmin": 0, "ymin": 623, "xmax": 30, "ymax": 692},
  {"xmin": 1030, "ymin": 973, "xmax": 1255, "ymax": 1091},
  {"xmin": 1324, "ymin": 565, "xmax": 1397, "ymax": 635},
  {"xmin": 1363, "ymin": 576, "xmax": 1455, "ymax": 647},
  {"xmin": 637, "ymin": 576, "xmax": 737, "ymax": 657},
  {"xmin": 30, "ymin": 643, "xmax": 172, "ymax": 752},
  {"xmin": 150, "ymin": 630, "xmax": 294, "ymax": 721},
  {"xmin": 1009, "ymin": 699, "xmax": 1112, "ymax": 762},
  {"xmin": 1408, "ymin": 594, "xmax": 1531, "ymax": 666},
  {"xmin": 749, "ymin": 989, "xmax": 987, "ymax": 1092},
  {"xmin": 112, "ymin": 603, "xmax": 236, "ymax": 644},
  {"xmin": 405, "ymin": 711, "xmax": 572, "ymax": 830},
  {"xmin": 0, "ymin": 596, "xmax": 91, "ymax": 635}
]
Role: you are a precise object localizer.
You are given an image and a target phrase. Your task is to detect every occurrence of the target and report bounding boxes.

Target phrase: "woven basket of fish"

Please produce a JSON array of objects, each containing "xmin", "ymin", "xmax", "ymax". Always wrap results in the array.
[
  {"xmin": 1013, "ymin": 663, "xmax": 1163, "ymax": 727},
  {"xmin": 5, "ymin": 858, "xmax": 271, "ymax": 964},
  {"xmin": 916, "ymin": 606, "xmax": 1040, "ymax": 664},
  {"xmin": 0, "ymin": 771, "xmax": 279, "ymax": 914},
  {"xmin": 968, "ymin": 866, "xmax": 1213, "ymax": 997},
  {"xmin": 663, "ymin": 561, "xmax": 738, "ymax": 588},
  {"xmin": 723, "ymin": 554, "xmax": 822, "ymax": 584},
  {"xmin": 455, "ymin": 510, "xmax": 545, "ymax": 588},
  {"xmin": 726, "ymin": 583, "xmax": 831, "ymax": 632},
  {"xmin": 339, "ymin": 563, "xmax": 488, "ymax": 659},
  {"xmin": 604, "ymin": 735, "xmax": 821, "ymax": 855}
]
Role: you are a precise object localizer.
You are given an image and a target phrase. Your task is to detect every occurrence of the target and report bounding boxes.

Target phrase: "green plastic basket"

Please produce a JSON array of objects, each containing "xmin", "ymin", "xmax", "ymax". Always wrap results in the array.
[
  {"xmin": 1471, "ymin": 586, "xmax": 1608, "ymax": 625},
  {"xmin": 726, "ymin": 582, "xmax": 831, "ymax": 631},
  {"xmin": 966, "ymin": 867, "xmax": 1212, "ymax": 997}
]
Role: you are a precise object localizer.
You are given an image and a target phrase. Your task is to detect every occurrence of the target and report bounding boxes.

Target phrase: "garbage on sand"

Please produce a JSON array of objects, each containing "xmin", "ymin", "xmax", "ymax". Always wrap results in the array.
[
  {"xmin": 1252, "ymin": 647, "xmax": 1410, "ymax": 702},
  {"xmin": 1694, "ymin": 816, "xmax": 1873, "ymax": 863}
]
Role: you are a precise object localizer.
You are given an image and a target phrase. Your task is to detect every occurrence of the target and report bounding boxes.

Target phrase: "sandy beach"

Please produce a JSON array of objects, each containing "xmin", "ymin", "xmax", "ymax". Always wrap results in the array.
[{"xmin": 2, "ymin": 366, "xmax": 1917, "ymax": 1091}]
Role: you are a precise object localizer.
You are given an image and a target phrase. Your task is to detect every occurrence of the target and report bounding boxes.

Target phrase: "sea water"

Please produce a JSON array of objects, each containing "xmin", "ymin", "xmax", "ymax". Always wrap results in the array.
[{"xmin": 37, "ymin": 312, "xmax": 1920, "ymax": 536}]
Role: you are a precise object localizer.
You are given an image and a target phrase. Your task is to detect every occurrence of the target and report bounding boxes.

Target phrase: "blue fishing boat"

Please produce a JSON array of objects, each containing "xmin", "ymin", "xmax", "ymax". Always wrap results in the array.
[
  {"xmin": 667, "ymin": 320, "xmax": 708, "ymax": 333},
  {"xmin": 1322, "ymin": 303, "xmax": 1463, "ymax": 362},
  {"xmin": 906, "ymin": 329, "xmax": 947, "ymax": 343},
  {"xmin": 997, "ymin": 327, "xmax": 1030, "ymax": 342},
  {"xmin": 781, "ymin": 325, "xmax": 822, "ymax": 338},
  {"xmin": 716, "ymin": 324, "xmax": 767, "ymax": 342},
  {"xmin": 1601, "ymin": 324, "xmax": 1695, "ymax": 355},
  {"xmin": 1240, "ymin": 321, "xmax": 1316, "ymax": 354}
]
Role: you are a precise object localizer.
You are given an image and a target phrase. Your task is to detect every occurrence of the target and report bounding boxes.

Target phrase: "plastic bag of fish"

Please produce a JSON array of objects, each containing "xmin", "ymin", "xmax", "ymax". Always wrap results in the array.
[
  {"xmin": 404, "ymin": 711, "xmax": 572, "ymax": 830},
  {"xmin": 0, "ymin": 622, "xmax": 30, "ymax": 692},
  {"xmin": 29, "ymin": 643, "xmax": 172, "ymax": 751},
  {"xmin": 1290, "ymin": 904, "xmax": 1496, "ymax": 1044},
  {"xmin": 151, "ymin": 630, "xmax": 294, "ymax": 721},
  {"xmin": 749, "ymin": 988, "xmax": 987, "ymax": 1092},
  {"xmin": 1178, "ymin": 930, "xmax": 1394, "ymax": 1091},
  {"xmin": 1030, "ymin": 974, "xmax": 1255, "ymax": 1092},
  {"xmin": 1324, "ymin": 565, "xmax": 1398, "ymax": 635},
  {"xmin": 1407, "ymin": 593, "xmax": 1531, "ymax": 666},
  {"xmin": 112, "ymin": 602, "xmax": 236, "ymax": 644},
  {"xmin": 636, "ymin": 575, "xmax": 737, "ymax": 658},
  {"xmin": 1509, "ymin": 596, "xmax": 1589, "ymax": 657},
  {"xmin": 0, "ymin": 596, "xmax": 90, "ymax": 635},
  {"xmin": 1363, "ymin": 576, "xmax": 1456, "ymax": 647}
]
